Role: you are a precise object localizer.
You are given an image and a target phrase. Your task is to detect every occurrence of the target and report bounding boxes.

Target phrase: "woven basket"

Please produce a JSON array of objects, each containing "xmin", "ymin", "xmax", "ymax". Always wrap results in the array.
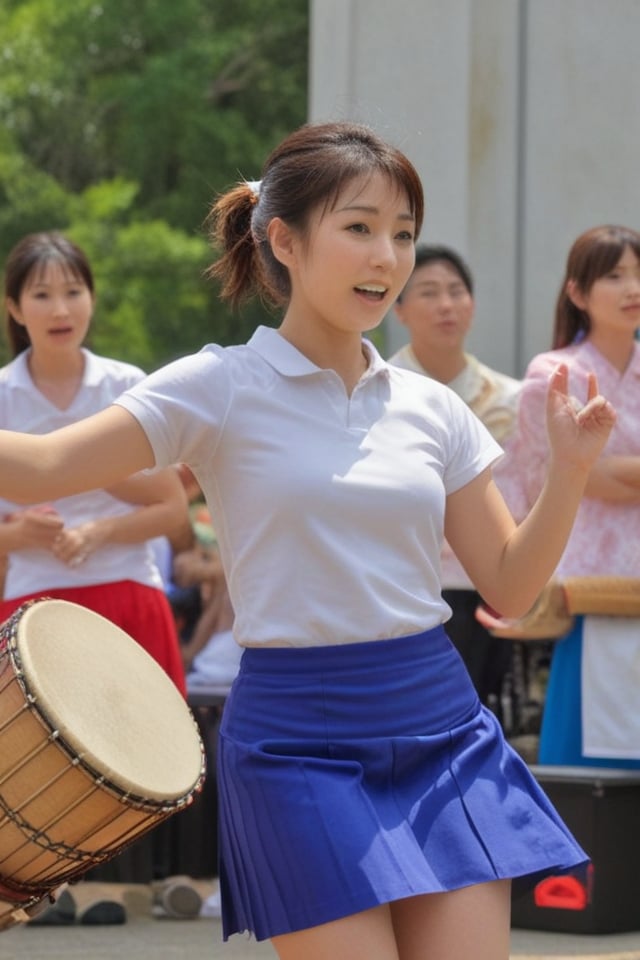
[
  {"xmin": 563, "ymin": 576, "xmax": 640, "ymax": 617},
  {"xmin": 476, "ymin": 576, "xmax": 640, "ymax": 641}
]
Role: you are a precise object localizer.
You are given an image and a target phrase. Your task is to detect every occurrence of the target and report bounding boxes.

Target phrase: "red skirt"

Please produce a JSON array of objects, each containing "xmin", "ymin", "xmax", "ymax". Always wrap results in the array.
[{"xmin": 0, "ymin": 580, "xmax": 186, "ymax": 697}]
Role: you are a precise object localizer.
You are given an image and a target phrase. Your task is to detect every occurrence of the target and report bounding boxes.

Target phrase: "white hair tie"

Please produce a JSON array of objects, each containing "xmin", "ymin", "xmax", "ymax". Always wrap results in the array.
[{"xmin": 245, "ymin": 180, "xmax": 261, "ymax": 204}]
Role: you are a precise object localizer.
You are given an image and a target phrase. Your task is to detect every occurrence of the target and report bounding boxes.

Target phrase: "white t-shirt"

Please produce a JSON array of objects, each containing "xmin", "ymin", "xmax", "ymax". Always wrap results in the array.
[
  {"xmin": 0, "ymin": 349, "xmax": 164, "ymax": 598},
  {"xmin": 116, "ymin": 326, "xmax": 501, "ymax": 647}
]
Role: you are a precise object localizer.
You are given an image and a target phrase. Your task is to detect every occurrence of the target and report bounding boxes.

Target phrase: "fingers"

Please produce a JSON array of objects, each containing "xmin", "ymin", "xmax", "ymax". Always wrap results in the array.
[
  {"xmin": 30, "ymin": 503, "xmax": 61, "ymax": 518},
  {"xmin": 550, "ymin": 365, "xmax": 608, "ymax": 414},
  {"xmin": 575, "ymin": 394, "xmax": 617, "ymax": 427},
  {"xmin": 51, "ymin": 530, "xmax": 87, "ymax": 566},
  {"xmin": 31, "ymin": 512, "xmax": 63, "ymax": 526},
  {"xmin": 26, "ymin": 512, "xmax": 64, "ymax": 531},
  {"xmin": 67, "ymin": 552, "xmax": 88, "ymax": 568},
  {"xmin": 549, "ymin": 363, "xmax": 569, "ymax": 393},
  {"xmin": 52, "ymin": 534, "xmax": 89, "ymax": 566},
  {"xmin": 18, "ymin": 512, "xmax": 65, "ymax": 548}
]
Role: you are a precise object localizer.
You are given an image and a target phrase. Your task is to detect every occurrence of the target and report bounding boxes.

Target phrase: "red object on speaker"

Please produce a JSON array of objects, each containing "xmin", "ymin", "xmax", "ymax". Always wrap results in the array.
[
  {"xmin": 512, "ymin": 766, "xmax": 640, "ymax": 934},
  {"xmin": 533, "ymin": 875, "xmax": 588, "ymax": 911}
]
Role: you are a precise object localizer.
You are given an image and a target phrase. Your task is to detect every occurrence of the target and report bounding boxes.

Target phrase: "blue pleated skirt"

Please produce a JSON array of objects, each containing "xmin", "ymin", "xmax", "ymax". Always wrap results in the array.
[{"xmin": 217, "ymin": 627, "xmax": 587, "ymax": 941}]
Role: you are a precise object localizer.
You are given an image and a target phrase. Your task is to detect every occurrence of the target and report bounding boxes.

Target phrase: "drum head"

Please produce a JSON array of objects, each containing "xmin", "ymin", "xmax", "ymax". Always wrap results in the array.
[{"xmin": 15, "ymin": 600, "xmax": 203, "ymax": 802}]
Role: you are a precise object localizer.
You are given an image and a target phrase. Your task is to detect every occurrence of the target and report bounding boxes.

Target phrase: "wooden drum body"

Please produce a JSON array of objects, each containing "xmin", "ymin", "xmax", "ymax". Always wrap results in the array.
[{"xmin": 0, "ymin": 599, "xmax": 205, "ymax": 928}]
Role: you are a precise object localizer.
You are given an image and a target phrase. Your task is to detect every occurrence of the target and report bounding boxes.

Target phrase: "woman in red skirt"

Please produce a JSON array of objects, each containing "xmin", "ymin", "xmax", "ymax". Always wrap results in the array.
[{"xmin": 0, "ymin": 231, "xmax": 190, "ymax": 695}]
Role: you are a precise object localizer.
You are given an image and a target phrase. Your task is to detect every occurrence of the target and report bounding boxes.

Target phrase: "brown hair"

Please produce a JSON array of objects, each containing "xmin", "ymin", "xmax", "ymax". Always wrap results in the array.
[
  {"xmin": 553, "ymin": 225, "xmax": 640, "ymax": 348},
  {"xmin": 3, "ymin": 232, "xmax": 95, "ymax": 356},
  {"xmin": 206, "ymin": 121, "xmax": 424, "ymax": 309}
]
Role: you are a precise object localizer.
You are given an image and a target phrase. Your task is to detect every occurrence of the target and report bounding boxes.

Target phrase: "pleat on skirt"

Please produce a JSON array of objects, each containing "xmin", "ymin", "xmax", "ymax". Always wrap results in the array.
[{"xmin": 217, "ymin": 626, "xmax": 587, "ymax": 941}]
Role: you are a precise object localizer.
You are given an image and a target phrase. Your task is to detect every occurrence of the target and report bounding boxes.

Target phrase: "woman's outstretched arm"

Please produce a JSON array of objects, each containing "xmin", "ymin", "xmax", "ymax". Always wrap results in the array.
[{"xmin": 0, "ymin": 406, "xmax": 156, "ymax": 503}]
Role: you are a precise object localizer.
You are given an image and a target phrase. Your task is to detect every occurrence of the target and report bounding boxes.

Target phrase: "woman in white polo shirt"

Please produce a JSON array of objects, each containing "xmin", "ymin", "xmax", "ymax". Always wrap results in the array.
[
  {"xmin": 0, "ymin": 231, "xmax": 189, "ymax": 694},
  {"xmin": 0, "ymin": 124, "xmax": 617, "ymax": 959}
]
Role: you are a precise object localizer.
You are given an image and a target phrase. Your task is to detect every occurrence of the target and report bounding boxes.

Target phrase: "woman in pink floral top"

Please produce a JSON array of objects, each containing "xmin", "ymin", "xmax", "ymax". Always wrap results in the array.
[{"xmin": 496, "ymin": 225, "xmax": 640, "ymax": 767}]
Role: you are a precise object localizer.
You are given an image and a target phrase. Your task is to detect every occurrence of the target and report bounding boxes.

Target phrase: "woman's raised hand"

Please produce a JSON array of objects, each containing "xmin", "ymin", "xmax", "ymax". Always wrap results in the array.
[{"xmin": 546, "ymin": 364, "xmax": 616, "ymax": 473}]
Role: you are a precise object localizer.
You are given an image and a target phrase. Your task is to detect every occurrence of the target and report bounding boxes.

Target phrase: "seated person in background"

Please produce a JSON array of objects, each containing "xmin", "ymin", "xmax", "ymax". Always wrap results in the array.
[
  {"xmin": 163, "ymin": 466, "xmax": 240, "ymax": 688},
  {"xmin": 388, "ymin": 244, "xmax": 521, "ymax": 715},
  {"xmin": 172, "ymin": 518, "xmax": 240, "ymax": 690},
  {"xmin": 183, "ymin": 571, "xmax": 239, "ymax": 692},
  {"xmin": 150, "ymin": 463, "xmax": 204, "ymax": 643}
]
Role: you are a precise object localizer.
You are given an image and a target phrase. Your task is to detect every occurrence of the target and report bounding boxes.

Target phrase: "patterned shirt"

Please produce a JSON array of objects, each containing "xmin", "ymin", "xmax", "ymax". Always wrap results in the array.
[{"xmin": 495, "ymin": 339, "xmax": 640, "ymax": 578}]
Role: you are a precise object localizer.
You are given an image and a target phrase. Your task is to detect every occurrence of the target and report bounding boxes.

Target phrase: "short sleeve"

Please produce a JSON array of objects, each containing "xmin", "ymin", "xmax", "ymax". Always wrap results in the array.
[
  {"xmin": 442, "ymin": 389, "xmax": 504, "ymax": 495},
  {"xmin": 114, "ymin": 345, "xmax": 232, "ymax": 470},
  {"xmin": 494, "ymin": 353, "xmax": 554, "ymax": 519}
]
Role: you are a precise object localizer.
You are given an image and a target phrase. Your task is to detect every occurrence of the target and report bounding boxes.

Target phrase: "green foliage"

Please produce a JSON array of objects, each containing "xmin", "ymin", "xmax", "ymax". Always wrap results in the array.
[
  {"xmin": 0, "ymin": 132, "xmax": 73, "ymax": 255},
  {"xmin": 0, "ymin": 0, "xmax": 308, "ymax": 369},
  {"xmin": 69, "ymin": 214, "xmax": 212, "ymax": 368}
]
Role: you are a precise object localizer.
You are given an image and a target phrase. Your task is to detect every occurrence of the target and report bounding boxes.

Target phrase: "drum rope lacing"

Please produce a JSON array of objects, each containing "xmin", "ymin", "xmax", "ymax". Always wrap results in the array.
[
  {"xmin": 1, "ymin": 604, "xmax": 205, "ymax": 811},
  {"xmin": 0, "ymin": 601, "xmax": 206, "ymax": 900}
]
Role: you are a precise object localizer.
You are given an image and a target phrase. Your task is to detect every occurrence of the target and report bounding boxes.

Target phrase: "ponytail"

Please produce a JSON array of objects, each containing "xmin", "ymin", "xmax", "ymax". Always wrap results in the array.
[{"xmin": 206, "ymin": 183, "xmax": 273, "ymax": 309}]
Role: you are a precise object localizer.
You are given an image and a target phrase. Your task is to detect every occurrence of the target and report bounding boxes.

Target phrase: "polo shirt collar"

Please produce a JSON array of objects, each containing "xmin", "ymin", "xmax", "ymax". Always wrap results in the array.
[
  {"xmin": 5, "ymin": 347, "xmax": 102, "ymax": 391},
  {"xmin": 3, "ymin": 351, "xmax": 32, "ymax": 390},
  {"xmin": 247, "ymin": 325, "xmax": 390, "ymax": 381},
  {"xmin": 80, "ymin": 348, "xmax": 105, "ymax": 386},
  {"xmin": 4, "ymin": 346, "xmax": 97, "ymax": 390}
]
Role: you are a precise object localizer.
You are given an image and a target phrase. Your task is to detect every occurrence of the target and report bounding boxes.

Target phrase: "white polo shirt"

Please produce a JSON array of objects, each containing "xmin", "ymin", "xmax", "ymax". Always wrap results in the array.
[
  {"xmin": 0, "ymin": 349, "xmax": 164, "ymax": 598},
  {"xmin": 117, "ymin": 326, "xmax": 501, "ymax": 647},
  {"xmin": 389, "ymin": 346, "xmax": 520, "ymax": 589}
]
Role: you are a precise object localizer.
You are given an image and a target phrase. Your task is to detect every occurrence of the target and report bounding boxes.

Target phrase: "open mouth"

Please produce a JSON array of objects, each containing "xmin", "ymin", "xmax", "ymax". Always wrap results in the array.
[{"xmin": 355, "ymin": 284, "xmax": 387, "ymax": 301}]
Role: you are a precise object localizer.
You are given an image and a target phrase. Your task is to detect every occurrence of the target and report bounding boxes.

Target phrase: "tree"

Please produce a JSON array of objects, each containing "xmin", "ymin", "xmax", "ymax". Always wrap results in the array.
[{"xmin": 0, "ymin": 0, "xmax": 308, "ymax": 368}]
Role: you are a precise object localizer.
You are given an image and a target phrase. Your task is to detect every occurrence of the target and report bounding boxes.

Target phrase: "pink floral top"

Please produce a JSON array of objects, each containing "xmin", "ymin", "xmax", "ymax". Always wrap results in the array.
[{"xmin": 495, "ymin": 339, "xmax": 640, "ymax": 578}]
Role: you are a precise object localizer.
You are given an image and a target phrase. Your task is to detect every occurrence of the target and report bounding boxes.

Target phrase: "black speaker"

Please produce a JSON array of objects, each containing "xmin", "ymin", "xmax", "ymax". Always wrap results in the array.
[{"xmin": 511, "ymin": 765, "xmax": 640, "ymax": 934}]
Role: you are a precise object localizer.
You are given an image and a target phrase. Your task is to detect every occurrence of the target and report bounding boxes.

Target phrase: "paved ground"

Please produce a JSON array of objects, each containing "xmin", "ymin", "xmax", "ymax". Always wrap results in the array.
[
  {"xmin": 5, "ymin": 915, "xmax": 640, "ymax": 960},
  {"xmin": 2, "ymin": 882, "xmax": 640, "ymax": 959}
]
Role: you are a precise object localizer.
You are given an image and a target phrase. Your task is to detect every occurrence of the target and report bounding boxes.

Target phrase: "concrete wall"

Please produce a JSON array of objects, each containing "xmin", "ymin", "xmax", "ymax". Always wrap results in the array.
[{"xmin": 309, "ymin": 0, "xmax": 640, "ymax": 376}]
